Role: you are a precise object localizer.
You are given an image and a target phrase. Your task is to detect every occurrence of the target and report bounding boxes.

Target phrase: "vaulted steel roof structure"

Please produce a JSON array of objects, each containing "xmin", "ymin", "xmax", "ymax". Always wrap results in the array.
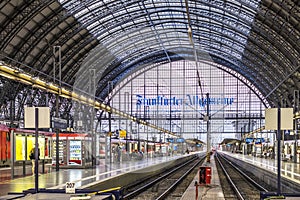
[{"xmin": 0, "ymin": 0, "xmax": 300, "ymax": 112}]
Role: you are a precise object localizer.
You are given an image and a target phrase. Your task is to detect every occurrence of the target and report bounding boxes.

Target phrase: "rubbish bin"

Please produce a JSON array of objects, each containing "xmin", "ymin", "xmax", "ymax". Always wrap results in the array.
[{"xmin": 199, "ymin": 166, "xmax": 211, "ymax": 185}]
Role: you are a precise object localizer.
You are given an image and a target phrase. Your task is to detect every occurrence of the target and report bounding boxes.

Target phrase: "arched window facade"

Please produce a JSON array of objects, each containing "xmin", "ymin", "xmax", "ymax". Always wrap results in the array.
[{"xmin": 105, "ymin": 60, "xmax": 268, "ymax": 147}]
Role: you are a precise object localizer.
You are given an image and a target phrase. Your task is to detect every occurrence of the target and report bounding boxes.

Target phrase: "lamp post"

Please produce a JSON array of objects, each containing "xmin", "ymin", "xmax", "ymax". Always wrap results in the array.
[
  {"xmin": 89, "ymin": 69, "xmax": 96, "ymax": 166},
  {"xmin": 205, "ymin": 93, "xmax": 211, "ymax": 162},
  {"xmin": 137, "ymin": 120, "xmax": 140, "ymax": 152},
  {"xmin": 53, "ymin": 45, "xmax": 61, "ymax": 172},
  {"xmin": 294, "ymin": 90, "xmax": 299, "ymax": 163}
]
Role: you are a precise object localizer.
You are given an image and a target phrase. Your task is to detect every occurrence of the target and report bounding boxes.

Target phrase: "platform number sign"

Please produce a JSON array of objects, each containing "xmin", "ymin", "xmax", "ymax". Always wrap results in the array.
[{"xmin": 66, "ymin": 182, "xmax": 75, "ymax": 193}]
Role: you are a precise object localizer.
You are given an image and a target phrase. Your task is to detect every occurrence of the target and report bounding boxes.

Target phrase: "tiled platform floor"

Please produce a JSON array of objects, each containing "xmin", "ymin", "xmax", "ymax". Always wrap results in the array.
[
  {"xmin": 181, "ymin": 155, "xmax": 225, "ymax": 200},
  {"xmin": 0, "ymin": 154, "xmax": 188, "ymax": 198}
]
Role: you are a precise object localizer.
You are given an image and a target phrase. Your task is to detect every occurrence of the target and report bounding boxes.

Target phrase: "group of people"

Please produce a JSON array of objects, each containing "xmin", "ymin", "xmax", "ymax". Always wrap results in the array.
[{"xmin": 113, "ymin": 144, "xmax": 145, "ymax": 162}]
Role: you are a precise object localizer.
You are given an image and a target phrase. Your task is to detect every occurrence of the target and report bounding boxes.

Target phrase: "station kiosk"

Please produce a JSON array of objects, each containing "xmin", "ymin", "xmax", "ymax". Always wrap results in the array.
[{"xmin": 52, "ymin": 133, "xmax": 92, "ymax": 168}]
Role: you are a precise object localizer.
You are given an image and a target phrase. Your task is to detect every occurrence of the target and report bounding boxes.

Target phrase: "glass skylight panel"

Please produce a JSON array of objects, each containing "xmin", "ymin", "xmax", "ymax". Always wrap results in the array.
[
  {"xmin": 79, "ymin": 16, "xmax": 93, "ymax": 25},
  {"xmin": 58, "ymin": 0, "xmax": 261, "ymax": 62},
  {"xmin": 58, "ymin": 0, "xmax": 68, "ymax": 4},
  {"xmin": 153, "ymin": 1, "xmax": 169, "ymax": 7},
  {"xmin": 210, "ymin": 6, "xmax": 222, "ymax": 14},
  {"xmin": 169, "ymin": 2, "xmax": 182, "ymax": 7},
  {"xmin": 97, "ymin": 31, "xmax": 109, "ymax": 41},
  {"xmin": 199, "ymin": 4, "xmax": 210, "ymax": 10},
  {"xmin": 59, "ymin": 0, "xmax": 78, "ymax": 8},
  {"xmin": 87, "ymin": 21, "xmax": 101, "ymax": 30},
  {"xmin": 116, "ymin": 9, "xmax": 127, "ymax": 17},
  {"xmin": 127, "ymin": 5, "xmax": 141, "ymax": 13},
  {"xmin": 89, "ymin": 1, "xmax": 103, "ymax": 10},
  {"xmin": 74, "ymin": 8, "xmax": 90, "ymax": 18},
  {"xmin": 242, "ymin": 0, "xmax": 260, "ymax": 9},
  {"xmin": 232, "ymin": 43, "xmax": 244, "ymax": 52}
]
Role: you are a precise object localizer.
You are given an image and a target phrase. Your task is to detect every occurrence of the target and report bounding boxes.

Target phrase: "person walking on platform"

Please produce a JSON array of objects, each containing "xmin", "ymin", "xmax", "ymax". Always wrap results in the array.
[
  {"xmin": 29, "ymin": 147, "xmax": 40, "ymax": 175},
  {"xmin": 116, "ymin": 144, "xmax": 121, "ymax": 163},
  {"xmin": 185, "ymin": 149, "xmax": 189, "ymax": 154}
]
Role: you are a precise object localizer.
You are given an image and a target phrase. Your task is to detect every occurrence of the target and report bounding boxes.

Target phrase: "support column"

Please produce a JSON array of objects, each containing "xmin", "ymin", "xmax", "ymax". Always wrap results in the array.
[
  {"xmin": 206, "ymin": 93, "xmax": 211, "ymax": 162},
  {"xmin": 294, "ymin": 90, "xmax": 299, "ymax": 163},
  {"xmin": 53, "ymin": 45, "xmax": 61, "ymax": 172},
  {"xmin": 90, "ymin": 69, "xmax": 96, "ymax": 166}
]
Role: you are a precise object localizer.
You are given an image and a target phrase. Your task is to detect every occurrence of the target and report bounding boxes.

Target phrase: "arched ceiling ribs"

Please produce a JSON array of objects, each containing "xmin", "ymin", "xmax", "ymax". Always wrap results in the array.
[
  {"xmin": 1, "ymin": 1, "xmax": 99, "ymax": 86},
  {"xmin": 252, "ymin": 20, "xmax": 297, "ymax": 74},
  {"xmin": 0, "ymin": 0, "xmax": 300, "ymax": 109},
  {"xmin": 98, "ymin": 42, "xmax": 264, "ymax": 99},
  {"xmin": 0, "ymin": 1, "xmax": 49, "ymax": 50}
]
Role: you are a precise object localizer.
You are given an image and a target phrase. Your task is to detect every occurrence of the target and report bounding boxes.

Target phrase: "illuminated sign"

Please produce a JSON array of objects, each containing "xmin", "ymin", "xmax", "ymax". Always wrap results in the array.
[
  {"xmin": 176, "ymin": 138, "xmax": 185, "ymax": 143},
  {"xmin": 166, "ymin": 138, "xmax": 174, "ymax": 143},
  {"xmin": 166, "ymin": 138, "xmax": 185, "ymax": 143},
  {"xmin": 136, "ymin": 94, "xmax": 234, "ymax": 107},
  {"xmin": 245, "ymin": 138, "xmax": 254, "ymax": 144},
  {"xmin": 255, "ymin": 138, "xmax": 265, "ymax": 144}
]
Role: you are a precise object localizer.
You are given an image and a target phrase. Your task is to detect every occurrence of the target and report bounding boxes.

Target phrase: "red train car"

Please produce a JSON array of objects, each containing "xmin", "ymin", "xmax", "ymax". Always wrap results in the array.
[
  {"xmin": 0, "ymin": 125, "xmax": 54, "ymax": 167},
  {"xmin": 0, "ymin": 124, "xmax": 10, "ymax": 166}
]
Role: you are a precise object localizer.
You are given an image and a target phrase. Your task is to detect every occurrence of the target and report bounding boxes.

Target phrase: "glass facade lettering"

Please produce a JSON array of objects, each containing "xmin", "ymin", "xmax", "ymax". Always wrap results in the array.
[{"xmin": 102, "ymin": 60, "xmax": 268, "ymax": 147}]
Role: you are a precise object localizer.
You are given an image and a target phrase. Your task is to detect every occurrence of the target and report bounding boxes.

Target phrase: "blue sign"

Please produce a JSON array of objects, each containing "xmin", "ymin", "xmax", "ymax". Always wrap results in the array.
[
  {"xmin": 255, "ymin": 138, "xmax": 265, "ymax": 144},
  {"xmin": 136, "ymin": 94, "xmax": 234, "ymax": 107},
  {"xmin": 245, "ymin": 138, "xmax": 254, "ymax": 144},
  {"xmin": 166, "ymin": 138, "xmax": 174, "ymax": 143},
  {"xmin": 176, "ymin": 138, "xmax": 185, "ymax": 143}
]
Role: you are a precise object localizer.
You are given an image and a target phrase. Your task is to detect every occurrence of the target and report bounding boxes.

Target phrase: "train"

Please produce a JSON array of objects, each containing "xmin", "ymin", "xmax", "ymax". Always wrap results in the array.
[
  {"xmin": 0, "ymin": 124, "xmax": 10, "ymax": 166},
  {"xmin": 0, "ymin": 123, "xmax": 202, "ymax": 167},
  {"xmin": 0, "ymin": 124, "xmax": 54, "ymax": 167}
]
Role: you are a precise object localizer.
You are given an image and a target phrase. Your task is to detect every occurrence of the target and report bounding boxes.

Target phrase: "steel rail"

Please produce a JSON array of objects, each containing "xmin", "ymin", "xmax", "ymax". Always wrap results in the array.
[
  {"xmin": 215, "ymin": 153, "xmax": 245, "ymax": 200},
  {"xmin": 216, "ymin": 153, "xmax": 268, "ymax": 200},
  {"xmin": 155, "ymin": 158, "xmax": 202, "ymax": 200},
  {"xmin": 122, "ymin": 155, "xmax": 204, "ymax": 199},
  {"xmin": 219, "ymin": 153, "xmax": 268, "ymax": 192}
]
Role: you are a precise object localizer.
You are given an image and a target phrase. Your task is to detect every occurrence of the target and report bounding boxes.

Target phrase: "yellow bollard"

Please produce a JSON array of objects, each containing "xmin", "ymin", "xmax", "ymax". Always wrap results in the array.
[{"xmin": 206, "ymin": 152, "xmax": 211, "ymax": 163}]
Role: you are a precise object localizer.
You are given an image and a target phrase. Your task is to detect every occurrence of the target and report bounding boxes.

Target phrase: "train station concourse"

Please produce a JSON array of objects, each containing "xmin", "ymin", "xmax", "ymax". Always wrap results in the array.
[{"xmin": 1, "ymin": 0, "xmax": 300, "ymax": 199}]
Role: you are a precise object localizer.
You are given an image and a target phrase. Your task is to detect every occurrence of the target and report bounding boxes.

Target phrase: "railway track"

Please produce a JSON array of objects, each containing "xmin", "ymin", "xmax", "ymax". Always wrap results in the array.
[
  {"xmin": 122, "ymin": 155, "xmax": 204, "ymax": 200},
  {"xmin": 215, "ymin": 153, "xmax": 270, "ymax": 200}
]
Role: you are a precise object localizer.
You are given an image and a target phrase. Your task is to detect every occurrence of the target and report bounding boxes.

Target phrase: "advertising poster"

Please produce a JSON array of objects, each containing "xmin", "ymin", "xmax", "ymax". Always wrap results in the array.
[
  {"xmin": 161, "ymin": 146, "xmax": 167, "ymax": 154},
  {"xmin": 26, "ymin": 136, "xmax": 45, "ymax": 160},
  {"xmin": 15, "ymin": 135, "xmax": 25, "ymax": 161},
  {"xmin": 27, "ymin": 136, "xmax": 35, "ymax": 160},
  {"xmin": 38, "ymin": 137, "xmax": 45, "ymax": 159}
]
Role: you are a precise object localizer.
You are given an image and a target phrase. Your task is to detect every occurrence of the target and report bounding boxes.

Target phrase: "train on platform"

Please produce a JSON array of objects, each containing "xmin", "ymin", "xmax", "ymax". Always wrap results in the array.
[
  {"xmin": 0, "ymin": 124, "xmax": 54, "ymax": 167},
  {"xmin": 0, "ymin": 125, "xmax": 95, "ymax": 168},
  {"xmin": 0, "ymin": 124, "xmax": 10, "ymax": 166},
  {"xmin": 0, "ymin": 123, "xmax": 203, "ymax": 167}
]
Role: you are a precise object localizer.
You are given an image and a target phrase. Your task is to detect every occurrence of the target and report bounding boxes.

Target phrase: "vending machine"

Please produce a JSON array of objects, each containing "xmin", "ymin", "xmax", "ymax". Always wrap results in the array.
[
  {"xmin": 68, "ymin": 140, "xmax": 82, "ymax": 166},
  {"xmin": 52, "ymin": 140, "xmax": 67, "ymax": 165},
  {"xmin": 52, "ymin": 133, "xmax": 92, "ymax": 168}
]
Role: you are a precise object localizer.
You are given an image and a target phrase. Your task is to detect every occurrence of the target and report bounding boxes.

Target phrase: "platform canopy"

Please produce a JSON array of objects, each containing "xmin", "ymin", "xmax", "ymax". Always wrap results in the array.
[
  {"xmin": 0, "ymin": 0, "xmax": 299, "ymax": 109},
  {"xmin": 219, "ymin": 138, "xmax": 241, "ymax": 146},
  {"xmin": 185, "ymin": 138, "xmax": 206, "ymax": 145}
]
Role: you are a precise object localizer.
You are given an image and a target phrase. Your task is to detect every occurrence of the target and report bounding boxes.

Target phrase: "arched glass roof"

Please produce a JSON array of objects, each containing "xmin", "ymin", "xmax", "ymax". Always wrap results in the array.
[{"xmin": 0, "ymin": 0, "xmax": 300, "ymax": 119}]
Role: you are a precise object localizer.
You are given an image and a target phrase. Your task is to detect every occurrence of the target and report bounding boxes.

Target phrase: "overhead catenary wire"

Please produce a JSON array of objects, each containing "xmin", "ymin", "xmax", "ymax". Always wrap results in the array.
[{"xmin": 184, "ymin": 0, "xmax": 204, "ymax": 101}]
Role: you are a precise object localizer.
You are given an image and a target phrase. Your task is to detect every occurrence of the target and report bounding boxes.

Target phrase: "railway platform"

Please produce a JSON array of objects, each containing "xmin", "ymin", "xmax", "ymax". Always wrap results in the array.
[
  {"xmin": 181, "ymin": 153, "xmax": 225, "ymax": 200},
  {"xmin": 221, "ymin": 150, "xmax": 300, "ymax": 199},
  {"xmin": 0, "ymin": 153, "xmax": 197, "ymax": 199},
  {"xmin": 222, "ymin": 151, "xmax": 300, "ymax": 185}
]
